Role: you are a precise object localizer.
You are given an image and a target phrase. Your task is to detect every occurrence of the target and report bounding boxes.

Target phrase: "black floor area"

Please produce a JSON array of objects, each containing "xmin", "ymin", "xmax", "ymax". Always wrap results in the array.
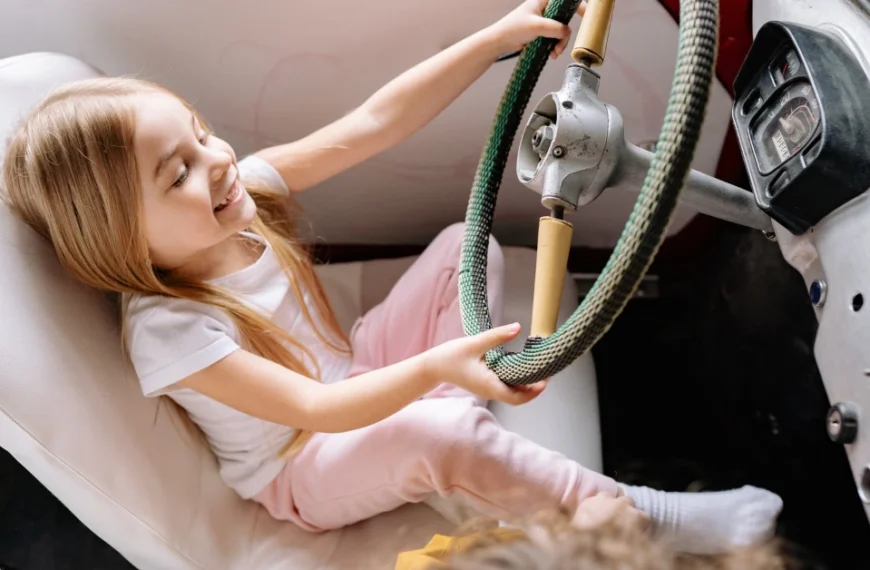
[
  {"xmin": 593, "ymin": 222, "xmax": 870, "ymax": 569},
  {"xmin": 0, "ymin": 449, "xmax": 134, "ymax": 569},
  {"xmin": 2, "ymin": 221, "xmax": 869, "ymax": 569}
]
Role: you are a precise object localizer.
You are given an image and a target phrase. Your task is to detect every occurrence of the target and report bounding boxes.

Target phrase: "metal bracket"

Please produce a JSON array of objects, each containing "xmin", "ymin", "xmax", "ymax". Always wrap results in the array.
[{"xmin": 516, "ymin": 63, "xmax": 774, "ymax": 233}]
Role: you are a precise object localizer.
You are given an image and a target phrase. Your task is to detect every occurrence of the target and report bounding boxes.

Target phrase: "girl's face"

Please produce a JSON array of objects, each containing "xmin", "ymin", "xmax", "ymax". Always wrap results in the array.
[{"xmin": 133, "ymin": 91, "xmax": 257, "ymax": 272}]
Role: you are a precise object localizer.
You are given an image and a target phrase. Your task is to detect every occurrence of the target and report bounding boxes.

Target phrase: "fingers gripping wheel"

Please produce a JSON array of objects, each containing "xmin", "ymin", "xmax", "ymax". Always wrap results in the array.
[{"xmin": 459, "ymin": 0, "xmax": 720, "ymax": 385}]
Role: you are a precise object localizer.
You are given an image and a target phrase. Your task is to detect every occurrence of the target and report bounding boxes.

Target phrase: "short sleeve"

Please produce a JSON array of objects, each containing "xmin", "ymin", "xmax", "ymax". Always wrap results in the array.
[
  {"xmin": 125, "ymin": 297, "xmax": 240, "ymax": 397},
  {"xmin": 237, "ymin": 155, "xmax": 289, "ymax": 195}
]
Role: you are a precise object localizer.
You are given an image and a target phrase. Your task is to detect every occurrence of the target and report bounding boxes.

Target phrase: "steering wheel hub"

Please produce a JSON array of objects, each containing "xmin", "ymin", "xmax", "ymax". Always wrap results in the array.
[{"xmin": 517, "ymin": 64, "xmax": 621, "ymax": 212}]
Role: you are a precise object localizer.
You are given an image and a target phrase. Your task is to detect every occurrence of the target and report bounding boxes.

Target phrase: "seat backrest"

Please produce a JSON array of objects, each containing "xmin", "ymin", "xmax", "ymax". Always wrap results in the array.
[{"xmin": 0, "ymin": 52, "xmax": 346, "ymax": 570}]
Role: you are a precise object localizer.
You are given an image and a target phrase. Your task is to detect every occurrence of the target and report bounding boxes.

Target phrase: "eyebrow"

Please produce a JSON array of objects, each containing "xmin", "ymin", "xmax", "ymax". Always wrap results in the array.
[{"xmin": 153, "ymin": 112, "xmax": 197, "ymax": 180}]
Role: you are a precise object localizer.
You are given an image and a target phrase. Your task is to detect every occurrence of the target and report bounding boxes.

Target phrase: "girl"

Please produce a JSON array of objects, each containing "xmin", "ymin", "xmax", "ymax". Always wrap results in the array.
[{"xmin": 1, "ymin": 0, "xmax": 782, "ymax": 555}]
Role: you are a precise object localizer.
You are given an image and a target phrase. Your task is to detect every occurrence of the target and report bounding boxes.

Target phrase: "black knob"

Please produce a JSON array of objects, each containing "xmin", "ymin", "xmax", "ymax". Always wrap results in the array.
[{"xmin": 827, "ymin": 402, "xmax": 859, "ymax": 444}]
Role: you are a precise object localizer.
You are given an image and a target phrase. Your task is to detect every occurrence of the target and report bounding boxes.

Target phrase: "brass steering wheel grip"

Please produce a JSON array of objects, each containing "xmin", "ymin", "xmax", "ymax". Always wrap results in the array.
[
  {"xmin": 529, "ymin": 0, "xmax": 616, "ymax": 339},
  {"xmin": 572, "ymin": 0, "xmax": 616, "ymax": 66}
]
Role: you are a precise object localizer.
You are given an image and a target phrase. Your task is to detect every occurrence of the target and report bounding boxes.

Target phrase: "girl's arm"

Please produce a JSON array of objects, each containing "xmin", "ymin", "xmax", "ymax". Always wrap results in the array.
[
  {"xmin": 178, "ymin": 322, "xmax": 540, "ymax": 433},
  {"xmin": 255, "ymin": 0, "xmax": 578, "ymax": 192},
  {"xmin": 180, "ymin": 349, "xmax": 435, "ymax": 433}
]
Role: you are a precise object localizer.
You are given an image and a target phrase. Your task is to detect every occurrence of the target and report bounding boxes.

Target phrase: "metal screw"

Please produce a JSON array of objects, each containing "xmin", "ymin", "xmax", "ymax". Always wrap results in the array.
[
  {"xmin": 552, "ymin": 146, "xmax": 566, "ymax": 158},
  {"xmin": 827, "ymin": 402, "xmax": 859, "ymax": 444},
  {"xmin": 809, "ymin": 280, "xmax": 827, "ymax": 307}
]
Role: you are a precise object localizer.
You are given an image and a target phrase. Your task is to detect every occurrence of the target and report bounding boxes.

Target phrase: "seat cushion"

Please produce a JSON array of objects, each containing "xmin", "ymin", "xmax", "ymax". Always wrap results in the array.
[{"xmin": 0, "ymin": 52, "xmax": 601, "ymax": 569}]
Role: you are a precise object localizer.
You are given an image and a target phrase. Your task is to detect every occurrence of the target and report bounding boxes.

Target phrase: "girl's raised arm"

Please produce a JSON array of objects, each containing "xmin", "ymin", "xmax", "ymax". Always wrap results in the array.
[{"xmin": 254, "ymin": 0, "xmax": 580, "ymax": 193}]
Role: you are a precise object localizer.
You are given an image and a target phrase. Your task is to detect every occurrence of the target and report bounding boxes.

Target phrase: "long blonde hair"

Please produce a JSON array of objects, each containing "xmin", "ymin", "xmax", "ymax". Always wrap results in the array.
[{"xmin": 0, "ymin": 77, "xmax": 349, "ymax": 454}]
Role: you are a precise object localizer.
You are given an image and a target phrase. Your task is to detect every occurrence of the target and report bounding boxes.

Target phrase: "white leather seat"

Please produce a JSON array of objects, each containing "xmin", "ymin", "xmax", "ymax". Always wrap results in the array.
[{"xmin": 0, "ymin": 52, "xmax": 603, "ymax": 569}]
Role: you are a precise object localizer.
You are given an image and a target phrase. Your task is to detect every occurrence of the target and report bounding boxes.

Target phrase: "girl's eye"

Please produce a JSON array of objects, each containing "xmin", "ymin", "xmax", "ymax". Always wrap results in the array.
[
  {"xmin": 172, "ymin": 167, "xmax": 189, "ymax": 188},
  {"xmin": 170, "ymin": 132, "xmax": 209, "ymax": 188}
]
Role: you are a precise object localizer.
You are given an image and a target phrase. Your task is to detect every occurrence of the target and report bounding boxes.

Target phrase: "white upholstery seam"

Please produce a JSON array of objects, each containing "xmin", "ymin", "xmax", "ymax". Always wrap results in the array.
[{"xmin": 0, "ymin": 404, "xmax": 204, "ymax": 569}]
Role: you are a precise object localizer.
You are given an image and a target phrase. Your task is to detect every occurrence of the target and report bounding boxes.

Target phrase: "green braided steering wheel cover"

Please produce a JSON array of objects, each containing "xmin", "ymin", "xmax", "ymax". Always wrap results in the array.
[{"xmin": 459, "ymin": 0, "xmax": 719, "ymax": 385}]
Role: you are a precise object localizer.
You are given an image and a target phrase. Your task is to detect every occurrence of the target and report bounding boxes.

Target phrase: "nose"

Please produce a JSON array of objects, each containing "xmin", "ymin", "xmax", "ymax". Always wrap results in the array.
[{"xmin": 206, "ymin": 146, "xmax": 233, "ymax": 184}]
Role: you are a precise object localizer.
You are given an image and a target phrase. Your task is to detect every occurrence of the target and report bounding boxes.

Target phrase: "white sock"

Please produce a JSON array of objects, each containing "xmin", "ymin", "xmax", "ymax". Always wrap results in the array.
[{"xmin": 620, "ymin": 484, "xmax": 783, "ymax": 554}]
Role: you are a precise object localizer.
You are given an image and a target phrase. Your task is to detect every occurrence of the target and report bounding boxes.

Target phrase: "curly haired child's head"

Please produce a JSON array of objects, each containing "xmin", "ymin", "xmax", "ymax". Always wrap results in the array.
[{"xmin": 435, "ymin": 506, "xmax": 793, "ymax": 570}]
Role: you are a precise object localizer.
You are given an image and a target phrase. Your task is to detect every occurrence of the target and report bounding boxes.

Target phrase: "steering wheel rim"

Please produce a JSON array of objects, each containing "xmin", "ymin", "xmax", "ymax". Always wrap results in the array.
[{"xmin": 458, "ymin": 0, "xmax": 720, "ymax": 385}]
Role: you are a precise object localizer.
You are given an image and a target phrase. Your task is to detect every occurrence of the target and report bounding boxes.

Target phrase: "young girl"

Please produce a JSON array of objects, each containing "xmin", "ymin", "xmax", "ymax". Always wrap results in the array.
[{"xmin": 1, "ymin": 0, "xmax": 783, "ymax": 555}]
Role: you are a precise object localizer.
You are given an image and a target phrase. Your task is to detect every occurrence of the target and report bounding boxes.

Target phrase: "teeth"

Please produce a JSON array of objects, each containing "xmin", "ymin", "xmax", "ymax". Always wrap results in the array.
[{"xmin": 215, "ymin": 182, "xmax": 238, "ymax": 211}]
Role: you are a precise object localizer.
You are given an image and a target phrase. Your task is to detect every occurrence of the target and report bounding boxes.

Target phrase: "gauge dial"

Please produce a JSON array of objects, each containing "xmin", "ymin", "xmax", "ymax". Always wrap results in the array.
[
  {"xmin": 751, "ymin": 81, "xmax": 820, "ymax": 174},
  {"xmin": 772, "ymin": 49, "xmax": 801, "ymax": 84}
]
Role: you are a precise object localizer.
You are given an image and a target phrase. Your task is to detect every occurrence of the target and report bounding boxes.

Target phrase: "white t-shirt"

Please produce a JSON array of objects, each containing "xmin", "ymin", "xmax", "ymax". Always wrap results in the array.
[{"xmin": 124, "ymin": 156, "xmax": 352, "ymax": 499}]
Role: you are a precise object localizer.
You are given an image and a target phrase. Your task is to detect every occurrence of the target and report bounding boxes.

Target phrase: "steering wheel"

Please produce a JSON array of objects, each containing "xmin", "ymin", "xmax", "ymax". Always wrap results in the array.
[{"xmin": 458, "ymin": 0, "xmax": 720, "ymax": 385}]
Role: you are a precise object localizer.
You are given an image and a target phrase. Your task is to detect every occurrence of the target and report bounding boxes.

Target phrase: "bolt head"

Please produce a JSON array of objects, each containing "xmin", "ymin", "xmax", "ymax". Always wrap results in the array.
[
  {"xmin": 531, "ymin": 124, "xmax": 555, "ymax": 158},
  {"xmin": 809, "ymin": 280, "xmax": 827, "ymax": 307},
  {"xmin": 827, "ymin": 402, "xmax": 859, "ymax": 444}
]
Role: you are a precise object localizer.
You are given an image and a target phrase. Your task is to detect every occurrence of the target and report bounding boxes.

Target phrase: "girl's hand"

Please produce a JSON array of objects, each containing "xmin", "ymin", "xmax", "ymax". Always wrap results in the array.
[
  {"xmin": 423, "ymin": 323, "xmax": 549, "ymax": 405},
  {"xmin": 489, "ymin": 0, "xmax": 588, "ymax": 59}
]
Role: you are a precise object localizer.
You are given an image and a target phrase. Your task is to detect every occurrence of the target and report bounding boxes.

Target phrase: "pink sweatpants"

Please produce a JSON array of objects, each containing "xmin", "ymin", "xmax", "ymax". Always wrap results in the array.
[{"xmin": 253, "ymin": 223, "xmax": 619, "ymax": 532}]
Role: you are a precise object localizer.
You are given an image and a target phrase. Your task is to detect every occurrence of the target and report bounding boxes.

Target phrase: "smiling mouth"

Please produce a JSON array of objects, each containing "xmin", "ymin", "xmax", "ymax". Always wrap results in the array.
[{"xmin": 214, "ymin": 180, "xmax": 241, "ymax": 213}]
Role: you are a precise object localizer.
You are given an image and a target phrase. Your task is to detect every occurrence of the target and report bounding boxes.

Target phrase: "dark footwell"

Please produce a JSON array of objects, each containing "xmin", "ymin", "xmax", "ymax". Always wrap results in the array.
[{"xmin": 593, "ymin": 222, "xmax": 870, "ymax": 569}]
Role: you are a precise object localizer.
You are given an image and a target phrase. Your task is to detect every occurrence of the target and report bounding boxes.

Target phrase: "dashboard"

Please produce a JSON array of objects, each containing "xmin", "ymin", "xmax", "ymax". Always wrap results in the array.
[{"xmin": 732, "ymin": 21, "xmax": 870, "ymax": 234}]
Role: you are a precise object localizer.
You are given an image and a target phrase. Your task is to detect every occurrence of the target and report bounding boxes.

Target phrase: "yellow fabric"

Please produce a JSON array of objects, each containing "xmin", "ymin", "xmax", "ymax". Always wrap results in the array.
[{"xmin": 395, "ymin": 528, "xmax": 524, "ymax": 570}]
